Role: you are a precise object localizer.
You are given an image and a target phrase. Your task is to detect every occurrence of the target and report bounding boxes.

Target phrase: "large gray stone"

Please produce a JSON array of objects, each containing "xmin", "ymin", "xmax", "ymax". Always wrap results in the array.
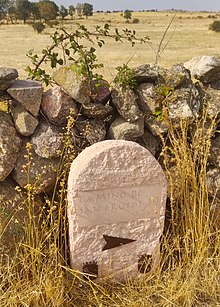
[
  {"xmin": 81, "ymin": 102, "xmax": 113, "ymax": 119},
  {"xmin": 0, "ymin": 67, "xmax": 18, "ymax": 91},
  {"xmin": 111, "ymin": 86, "xmax": 143, "ymax": 122},
  {"xmin": 53, "ymin": 66, "xmax": 91, "ymax": 104},
  {"xmin": 108, "ymin": 116, "xmax": 144, "ymax": 141},
  {"xmin": 67, "ymin": 140, "xmax": 167, "ymax": 282},
  {"xmin": 136, "ymin": 83, "xmax": 161, "ymax": 115},
  {"xmin": 204, "ymin": 86, "xmax": 220, "ymax": 118},
  {"xmin": 91, "ymin": 79, "xmax": 111, "ymax": 104},
  {"xmin": 166, "ymin": 88, "xmax": 200, "ymax": 126},
  {"xmin": 0, "ymin": 112, "xmax": 21, "ymax": 181},
  {"xmin": 76, "ymin": 119, "xmax": 106, "ymax": 146},
  {"xmin": 184, "ymin": 56, "xmax": 220, "ymax": 84},
  {"xmin": 31, "ymin": 121, "xmax": 63, "ymax": 158},
  {"xmin": 41, "ymin": 86, "xmax": 78, "ymax": 126},
  {"xmin": 165, "ymin": 64, "xmax": 192, "ymax": 89},
  {"xmin": 134, "ymin": 64, "xmax": 166, "ymax": 84},
  {"xmin": 9, "ymin": 99, "xmax": 39, "ymax": 136},
  {"xmin": 12, "ymin": 143, "xmax": 58, "ymax": 194},
  {"xmin": 7, "ymin": 80, "xmax": 43, "ymax": 116},
  {"xmin": 136, "ymin": 130, "xmax": 161, "ymax": 158},
  {"xmin": 144, "ymin": 117, "xmax": 169, "ymax": 136}
]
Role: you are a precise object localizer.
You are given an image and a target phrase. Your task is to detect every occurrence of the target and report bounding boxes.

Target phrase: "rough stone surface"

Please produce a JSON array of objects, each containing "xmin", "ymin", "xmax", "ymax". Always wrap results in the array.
[
  {"xmin": 0, "ymin": 112, "xmax": 21, "ymax": 181},
  {"xmin": 209, "ymin": 136, "xmax": 220, "ymax": 168},
  {"xmin": 41, "ymin": 86, "xmax": 78, "ymax": 126},
  {"xmin": 204, "ymin": 86, "xmax": 220, "ymax": 118},
  {"xmin": 91, "ymin": 80, "xmax": 111, "ymax": 104},
  {"xmin": 134, "ymin": 64, "xmax": 166, "ymax": 84},
  {"xmin": 0, "ymin": 67, "xmax": 18, "ymax": 90},
  {"xmin": 67, "ymin": 140, "xmax": 167, "ymax": 282},
  {"xmin": 166, "ymin": 88, "xmax": 200, "ymax": 125},
  {"xmin": 81, "ymin": 102, "xmax": 113, "ymax": 119},
  {"xmin": 136, "ymin": 130, "xmax": 161, "ymax": 158},
  {"xmin": 136, "ymin": 83, "xmax": 161, "ymax": 115},
  {"xmin": 7, "ymin": 80, "xmax": 43, "ymax": 116},
  {"xmin": 31, "ymin": 121, "xmax": 63, "ymax": 158},
  {"xmin": 108, "ymin": 117, "xmax": 144, "ymax": 141},
  {"xmin": 53, "ymin": 66, "xmax": 91, "ymax": 104},
  {"xmin": 12, "ymin": 143, "xmax": 58, "ymax": 194},
  {"xmin": 144, "ymin": 117, "xmax": 169, "ymax": 136},
  {"xmin": 9, "ymin": 99, "xmax": 39, "ymax": 136},
  {"xmin": 111, "ymin": 86, "xmax": 143, "ymax": 122},
  {"xmin": 76, "ymin": 119, "xmax": 106, "ymax": 145},
  {"xmin": 165, "ymin": 64, "xmax": 192, "ymax": 89},
  {"xmin": 184, "ymin": 55, "xmax": 220, "ymax": 84}
]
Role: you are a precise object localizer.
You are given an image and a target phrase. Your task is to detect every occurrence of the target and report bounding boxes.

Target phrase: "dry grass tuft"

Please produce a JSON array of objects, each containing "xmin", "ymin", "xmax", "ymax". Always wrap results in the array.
[{"xmin": 0, "ymin": 108, "xmax": 219, "ymax": 306}]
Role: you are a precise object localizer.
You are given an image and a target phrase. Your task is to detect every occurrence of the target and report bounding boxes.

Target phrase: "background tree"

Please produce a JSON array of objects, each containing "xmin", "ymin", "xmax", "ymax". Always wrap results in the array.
[
  {"xmin": 37, "ymin": 0, "xmax": 59, "ymax": 22},
  {"xmin": 16, "ymin": 0, "xmax": 31, "ymax": 23},
  {"xmin": 68, "ymin": 5, "xmax": 75, "ymax": 19},
  {"xmin": 59, "ymin": 5, "xmax": 67, "ymax": 20},
  {"xmin": 123, "ymin": 9, "xmax": 132, "ymax": 22},
  {"xmin": 30, "ymin": 2, "xmax": 41, "ymax": 21},
  {"xmin": 0, "ymin": 0, "xmax": 15, "ymax": 22},
  {"xmin": 75, "ymin": 2, "xmax": 83, "ymax": 17},
  {"xmin": 8, "ymin": 2, "xmax": 16, "ymax": 23},
  {"xmin": 82, "ymin": 2, "xmax": 93, "ymax": 18}
]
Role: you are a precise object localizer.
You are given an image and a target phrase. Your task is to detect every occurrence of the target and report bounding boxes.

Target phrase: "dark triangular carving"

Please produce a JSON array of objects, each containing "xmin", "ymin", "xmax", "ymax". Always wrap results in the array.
[{"xmin": 102, "ymin": 235, "xmax": 136, "ymax": 251}]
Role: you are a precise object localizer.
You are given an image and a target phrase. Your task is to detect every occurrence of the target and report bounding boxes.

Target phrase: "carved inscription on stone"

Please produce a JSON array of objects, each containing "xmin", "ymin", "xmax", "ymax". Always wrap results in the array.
[{"xmin": 74, "ymin": 184, "xmax": 162, "ymax": 227}]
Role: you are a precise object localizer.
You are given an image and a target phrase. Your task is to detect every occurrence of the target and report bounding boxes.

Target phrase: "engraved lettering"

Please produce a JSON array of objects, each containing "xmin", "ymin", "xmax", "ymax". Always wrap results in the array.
[
  {"xmin": 76, "ymin": 185, "xmax": 163, "ymax": 227},
  {"xmin": 97, "ymin": 194, "xmax": 105, "ymax": 201}
]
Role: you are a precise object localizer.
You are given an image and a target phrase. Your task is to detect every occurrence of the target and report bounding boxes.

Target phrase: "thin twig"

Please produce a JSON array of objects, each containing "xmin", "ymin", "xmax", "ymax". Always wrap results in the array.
[{"xmin": 155, "ymin": 12, "xmax": 177, "ymax": 65}]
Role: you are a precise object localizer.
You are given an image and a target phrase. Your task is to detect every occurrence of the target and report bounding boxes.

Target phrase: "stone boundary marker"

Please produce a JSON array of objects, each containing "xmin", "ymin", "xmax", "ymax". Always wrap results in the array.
[{"xmin": 67, "ymin": 140, "xmax": 167, "ymax": 282}]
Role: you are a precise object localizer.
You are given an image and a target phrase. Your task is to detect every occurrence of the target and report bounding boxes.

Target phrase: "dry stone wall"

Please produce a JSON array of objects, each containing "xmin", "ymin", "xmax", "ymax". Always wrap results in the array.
[{"xmin": 0, "ymin": 55, "xmax": 220, "ymax": 258}]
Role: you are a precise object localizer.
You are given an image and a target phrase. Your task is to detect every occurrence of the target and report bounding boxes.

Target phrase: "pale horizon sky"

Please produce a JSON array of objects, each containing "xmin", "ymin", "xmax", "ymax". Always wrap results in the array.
[{"xmin": 54, "ymin": 0, "xmax": 220, "ymax": 12}]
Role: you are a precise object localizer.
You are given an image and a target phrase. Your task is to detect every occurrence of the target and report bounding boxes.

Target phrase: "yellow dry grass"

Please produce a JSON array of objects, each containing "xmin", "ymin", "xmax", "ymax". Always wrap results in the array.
[{"xmin": 0, "ymin": 11, "xmax": 220, "ymax": 81}]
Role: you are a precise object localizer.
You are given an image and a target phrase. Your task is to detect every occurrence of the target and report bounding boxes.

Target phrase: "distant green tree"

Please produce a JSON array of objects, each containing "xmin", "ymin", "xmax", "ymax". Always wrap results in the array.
[
  {"xmin": 59, "ymin": 5, "xmax": 67, "ymax": 20},
  {"xmin": 0, "ymin": 0, "xmax": 15, "ymax": 22},
  {"xmin": 37, "ymin": 0, "xmax": 59, "ymax": 22},
  {"xmin": 30, "ymin": 2, "xmax": 41, "ymax": 21},
  {"xmin": 75, "ymin": 3, "xmax": 83, "ymax": 17},
  {"xmin": 83, "ymin": 2, "xmax": 93, "ymax": 18},
  {"xmin": 16, "ymin": 0, "xmax": 32, "ymax": 23},
  {"xmin": 68, "ymin": 5, "xmax": 75, "ymax": 18},
  {"xmin": 123, "ymin": 9, "xmax": 132, "ymax": 22},
  {"xmin": 0, "ymin": 0, "xmax": 8, "ymax": 21},
  {"xmin": 8, "ymin": 2, "xmax": 16, "ymax": 23}
]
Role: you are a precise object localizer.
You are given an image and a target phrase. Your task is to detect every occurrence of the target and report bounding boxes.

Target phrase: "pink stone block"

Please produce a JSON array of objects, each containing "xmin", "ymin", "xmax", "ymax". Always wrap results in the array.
[{"xmin": 67, "ymin": 140, "xmax": 167, "ymax": 282}]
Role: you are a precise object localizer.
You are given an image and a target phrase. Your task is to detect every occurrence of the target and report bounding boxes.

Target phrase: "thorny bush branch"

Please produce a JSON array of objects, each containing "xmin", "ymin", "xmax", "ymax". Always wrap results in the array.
[{"xmin": 26, "ymin": 23, "xmax": 150, "ymax": 86}]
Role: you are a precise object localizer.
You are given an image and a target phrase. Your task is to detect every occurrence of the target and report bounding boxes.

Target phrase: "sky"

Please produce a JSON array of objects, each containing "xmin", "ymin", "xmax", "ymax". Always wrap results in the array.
[{"xmin": 54, "ymin": 0, "xmax": 220, "ymax": 12}]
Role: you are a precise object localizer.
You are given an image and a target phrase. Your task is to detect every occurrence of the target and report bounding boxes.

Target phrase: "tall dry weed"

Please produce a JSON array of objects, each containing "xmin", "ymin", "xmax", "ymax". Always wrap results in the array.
[{"xmin": 0, "ymin": 109, "xmax": 219, "ymax": 306}]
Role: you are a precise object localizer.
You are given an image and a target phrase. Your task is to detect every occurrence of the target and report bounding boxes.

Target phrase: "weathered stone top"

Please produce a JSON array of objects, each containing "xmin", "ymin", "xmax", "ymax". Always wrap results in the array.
[
  {"xmin": 68, "ymin": 140, "xmax": 166, "ymax": 192},
  {"xmin": 0, "ymin": 67, "xmax": 18, "ymax": 91}
]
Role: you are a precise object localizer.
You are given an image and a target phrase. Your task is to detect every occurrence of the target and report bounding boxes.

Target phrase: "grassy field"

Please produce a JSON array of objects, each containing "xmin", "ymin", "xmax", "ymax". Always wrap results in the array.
[{"xmin": 0, "ymin": 11, "xmax": 220, "ymax": 81}]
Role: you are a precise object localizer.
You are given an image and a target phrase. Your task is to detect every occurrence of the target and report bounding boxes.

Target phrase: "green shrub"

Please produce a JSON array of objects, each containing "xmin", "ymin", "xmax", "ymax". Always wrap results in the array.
[
  {"xmin": 32, "ymin": 22, "xmax": 45, "ymax": 34},
  {"xmin": 209, "ymin": 20, "xmax": 220, "ymax": 32},
  {"xmin": 114, "ymin": 64, "xmax": 137, "ymax": 89},
  {"xmin": 132, "ymin": 18, "xmax": 140, "ymax": 24}
]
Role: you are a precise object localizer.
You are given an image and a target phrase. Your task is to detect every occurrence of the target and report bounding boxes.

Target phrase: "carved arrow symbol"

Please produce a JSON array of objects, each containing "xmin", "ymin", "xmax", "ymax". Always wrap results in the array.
[{"xmin": 102, "ymin": 235, "xmax": 136, "ymax": 251}]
